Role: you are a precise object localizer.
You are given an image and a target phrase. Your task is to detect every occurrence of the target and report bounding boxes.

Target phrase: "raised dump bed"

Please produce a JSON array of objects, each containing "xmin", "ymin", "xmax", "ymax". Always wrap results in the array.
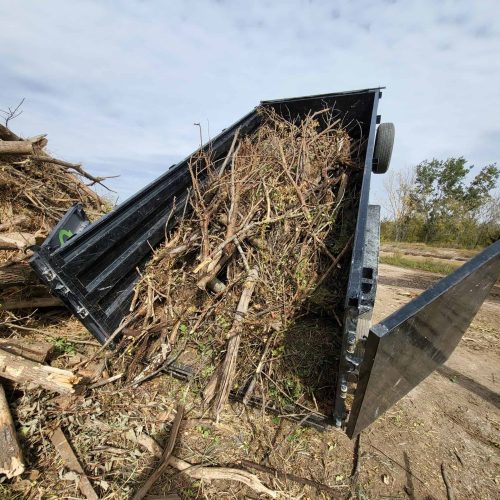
[{"xmin": 30, "ymin": 88, "xmax": 500, "ymax": 436}]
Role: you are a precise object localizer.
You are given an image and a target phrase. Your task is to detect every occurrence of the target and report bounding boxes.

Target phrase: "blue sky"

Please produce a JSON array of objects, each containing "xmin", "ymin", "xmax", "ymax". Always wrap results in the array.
[{"xmin": 1, "ymin": 0, "xmax": 499, "ymax": 210}]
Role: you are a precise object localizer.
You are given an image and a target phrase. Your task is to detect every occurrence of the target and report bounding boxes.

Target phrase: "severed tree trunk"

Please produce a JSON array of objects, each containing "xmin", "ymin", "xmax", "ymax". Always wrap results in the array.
[
  {"xmin": 0, "ymin": 263, "xmax": 39, "ymax": 288},
  {"xmin": 0, "ymin": 384, "xmax": 25, "ymax": 478},
  {"xmin": 0, "ymin": 349, "xmax": 82, "ymax": 394},
  {"xmin": 0, "ymin": 297, "xmax": 64, "ymax": 310},
  {"xmin": 0, "ymin": 141, "xmax": 33, "ymax": 155}
]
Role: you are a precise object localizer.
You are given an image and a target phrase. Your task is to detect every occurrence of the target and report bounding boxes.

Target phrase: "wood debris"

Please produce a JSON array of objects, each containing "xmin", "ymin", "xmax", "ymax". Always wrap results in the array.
[
  {"xmin": 133, "ymin": 431, "xmax": 277, "ymax": 498},
  {"xmin": 0, "ymin": 122, "xmax": 109, "ymax": 315},
  {"xmin": 0, "ymin": 348, "xmax": 82, "ymax": 394},
  {"xmin": 0, "ymin": 384, "xmax": 25, "ymax": 478},
  {"xmin": 0, "ymin": 338, "xmax": 53, "ymax": 363},
  {"xmin": 241, "ymin": 459, "xmax": 344, "ymax": 495},
  {"xmin": 121, "ymin": 107, "xmax": 359, "ymax": 418},
  {"xmin": 132, "ymin": 404, "xmax": 185, "ymax": 500},
  {"xmin": 50, "ymin": 427, "xmax": 98, "ymax": 500}
]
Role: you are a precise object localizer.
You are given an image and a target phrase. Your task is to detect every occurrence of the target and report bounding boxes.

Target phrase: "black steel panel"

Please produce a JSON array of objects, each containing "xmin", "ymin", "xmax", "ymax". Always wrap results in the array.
[
  {"xmin": 347, "ymin": 239, "xmax": 500, "ymax": 437},
  {"xmin": 41, "ymin": 203, "xmax": 90, "ymax": 252}
]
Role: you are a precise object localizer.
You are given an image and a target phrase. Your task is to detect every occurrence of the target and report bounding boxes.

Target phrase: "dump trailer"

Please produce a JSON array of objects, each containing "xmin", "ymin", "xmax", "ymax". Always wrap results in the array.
[{"xmin": 30, "ymin": 88, "xmax": 500, "ymax": 437}]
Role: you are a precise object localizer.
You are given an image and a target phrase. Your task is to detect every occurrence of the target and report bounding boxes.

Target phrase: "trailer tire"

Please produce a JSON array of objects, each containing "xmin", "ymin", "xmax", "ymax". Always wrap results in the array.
[{"xmin": 372, "ymin": 122, "xmax": 394, "ymax": 174}]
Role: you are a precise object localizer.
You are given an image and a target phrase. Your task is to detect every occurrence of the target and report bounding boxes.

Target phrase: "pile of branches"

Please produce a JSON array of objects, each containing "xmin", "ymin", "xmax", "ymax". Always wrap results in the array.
[
  {"xmin": 0, "ymin": 123, "xmax": 111, "ymax": 312},
  {"xmin": 122, "ymin": 108, "xmax": 361, "ymax": 419}
]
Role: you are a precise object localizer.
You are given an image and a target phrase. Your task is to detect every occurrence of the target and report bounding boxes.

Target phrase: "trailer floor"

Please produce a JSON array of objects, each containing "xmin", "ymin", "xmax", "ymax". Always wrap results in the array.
[{"xmin": 3, "ymin": 262, "xmax": 499, "ymax": 499}]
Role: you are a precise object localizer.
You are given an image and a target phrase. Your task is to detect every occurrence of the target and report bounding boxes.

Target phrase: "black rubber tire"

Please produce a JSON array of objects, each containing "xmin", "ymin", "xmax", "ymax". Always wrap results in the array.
[{"xmin": 372, "ymin": 122, "xmax": 394, "ymax": 174}]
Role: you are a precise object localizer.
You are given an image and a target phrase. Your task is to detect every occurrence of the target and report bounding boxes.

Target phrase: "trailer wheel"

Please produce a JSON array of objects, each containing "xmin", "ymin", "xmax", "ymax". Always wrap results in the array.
[{"xmin": 372, "ymin": 122, "xmax": 394, "ymax": 174}]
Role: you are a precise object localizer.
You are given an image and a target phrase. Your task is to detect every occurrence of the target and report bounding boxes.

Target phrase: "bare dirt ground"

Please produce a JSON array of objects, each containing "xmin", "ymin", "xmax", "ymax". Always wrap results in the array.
[
  {"xmin": 4, "ymin": 262, "xmax": 499, "ymax": 499},
  {"xmin": 380, "ymin": 243, "xmax": 478, "ymax": 262},
  {"xmin": 361, "ymin": 263, "xmax": 500, "ymax": 500},
  {"xmin": 380, "ymin": 243, "xmax": 480, "ymax": 270}
]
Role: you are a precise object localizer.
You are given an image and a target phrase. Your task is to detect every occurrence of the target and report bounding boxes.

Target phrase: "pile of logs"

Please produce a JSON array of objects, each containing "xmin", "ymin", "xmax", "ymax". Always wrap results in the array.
[{"xmin": 0, "ymin": 123, "xmax": 108, "ymax": 484}]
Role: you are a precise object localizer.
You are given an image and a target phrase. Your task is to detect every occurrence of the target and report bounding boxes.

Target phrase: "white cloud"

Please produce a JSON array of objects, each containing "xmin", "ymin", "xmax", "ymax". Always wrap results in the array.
[{"xmin": 0, "ymin": 0, "xmax": 499, "ymax": 204}]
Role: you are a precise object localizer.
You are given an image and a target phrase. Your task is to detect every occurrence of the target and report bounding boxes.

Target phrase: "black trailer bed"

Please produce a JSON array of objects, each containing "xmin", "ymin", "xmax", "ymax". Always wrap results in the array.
[{"xmin": 30, "ymin": 88, "xmax": 500, "ymax": 435}]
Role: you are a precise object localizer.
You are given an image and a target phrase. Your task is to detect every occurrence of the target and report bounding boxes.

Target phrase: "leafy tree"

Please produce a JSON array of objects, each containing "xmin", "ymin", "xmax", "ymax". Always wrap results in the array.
[
  {"xmin": 409, "ymin": 158, "xmax": 499, "ymax": 244},
  {"xmin": 381, "ymin": 157, "xmax": 499, "ymax": 248}
]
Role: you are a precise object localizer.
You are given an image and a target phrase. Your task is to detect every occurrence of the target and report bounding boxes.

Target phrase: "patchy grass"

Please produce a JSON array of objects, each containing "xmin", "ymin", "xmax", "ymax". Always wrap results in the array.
[
  {"xmin": 380, "ymin": 253, "xmax": 459, "ymax": 275},
  {"xmin": 381, "ymin": 241, "xmax": 479, "ymax": 259}
]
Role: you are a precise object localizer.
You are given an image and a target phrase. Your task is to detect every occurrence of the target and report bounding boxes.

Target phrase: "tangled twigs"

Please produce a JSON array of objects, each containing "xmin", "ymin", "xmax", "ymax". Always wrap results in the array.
[
  {"xmin": 242, "ymin": 332, "xmax": 274, "ymax": 405},
  {"xmin": 0, "ymin": 126, "xmax": 108, "ymax": 234},
  {"xmin": 123, "ymin": 106, "xmax": 358, "ymax": 415}
]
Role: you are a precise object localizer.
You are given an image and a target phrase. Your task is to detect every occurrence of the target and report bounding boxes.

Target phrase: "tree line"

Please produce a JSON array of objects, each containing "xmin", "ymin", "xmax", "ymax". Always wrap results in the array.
[{"xmin": 381, "ymin": 157, "xmax": 499, "ymax": 248}]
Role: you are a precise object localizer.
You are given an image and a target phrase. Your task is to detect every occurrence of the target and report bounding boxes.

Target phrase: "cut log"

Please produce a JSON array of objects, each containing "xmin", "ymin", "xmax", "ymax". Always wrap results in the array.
[
  {"xmin": 0, "ymin": 297, "xmax": 64, "ymax": 310},
  {"xmin": 0, "ymin": 125, "xmax": 21, "ymax": 141},
  {"xmin": 0, "ymin": 232, "xmax": 36, "ymax": 250},
  {"xmin": 50, "ymin": 427, "xmax": 98, "ymax": 500},
  {"xmin": 0, "ymin": 339, "xmax": 53, "ymax": 363},
  {"xmin": 0, "ymin": 141, "xmax": 33, "ymax": 155},
  {"xmin": 0, "ymin": 263, "xmax": 39, "ymax": 288},
  {"xmin": 0, "ymin": 384, "xmax": 25, "ymax": 478},
  {"xmin": 0, "ymin": 349, "xmax": 82, "ymax": 394}
]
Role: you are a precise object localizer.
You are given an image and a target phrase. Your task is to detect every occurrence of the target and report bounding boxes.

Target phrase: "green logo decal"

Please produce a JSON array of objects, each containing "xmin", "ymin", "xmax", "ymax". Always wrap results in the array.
[{"xmin": 58, "ymin": 229, "xmax": 74, "ymax": 246}]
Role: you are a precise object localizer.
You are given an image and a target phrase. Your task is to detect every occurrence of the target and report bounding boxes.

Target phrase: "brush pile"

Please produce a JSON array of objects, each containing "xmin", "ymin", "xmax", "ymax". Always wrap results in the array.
[
  {"xmin": 121, "ymin": 108, "xmax": 361, "ymax": 419},
  {"xmin": 0, "ymin": 123, "xmax": 110, "ymax": 313}
]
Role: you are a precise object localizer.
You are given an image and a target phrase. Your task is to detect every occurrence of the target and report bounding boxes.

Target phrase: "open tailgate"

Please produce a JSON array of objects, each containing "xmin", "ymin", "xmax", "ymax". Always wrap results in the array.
[{"xmin": 347, "ymin": 239, "xmax": 500, "ymax": 437}]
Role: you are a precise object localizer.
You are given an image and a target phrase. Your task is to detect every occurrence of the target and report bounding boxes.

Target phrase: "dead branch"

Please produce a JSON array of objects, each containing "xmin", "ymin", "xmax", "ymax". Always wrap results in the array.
[
  {"xmin": 211, "ymin": 267, "xmax": 258, "ymax": 419},
  {"xmin": 32, "ymin": 155, "xmax": 117, "ymax": 191},
  {"xmin": 88, "ymin": 373, "xmax": 123, "ymax": 389},
  {"xmin": 241, "ymin": 459, "xmax": 343, "ymax": 495},
  {"xmin": 0, "ymin": 99, "xmax": 25, "ymax": 129},
  {"xmin": 50, "ymin": 427, "xmax": 98, "ymax": 500},
  {"xmin": 134, "ymin": 432, "xmax": 277, "ymax": 498},
  {"xmin": 131, "ymin": 404, "xmax": 185, "ymax": 500},
  {"xmin": 243, "ymin": 333, "xmax": 273, "ymax": 405}
]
